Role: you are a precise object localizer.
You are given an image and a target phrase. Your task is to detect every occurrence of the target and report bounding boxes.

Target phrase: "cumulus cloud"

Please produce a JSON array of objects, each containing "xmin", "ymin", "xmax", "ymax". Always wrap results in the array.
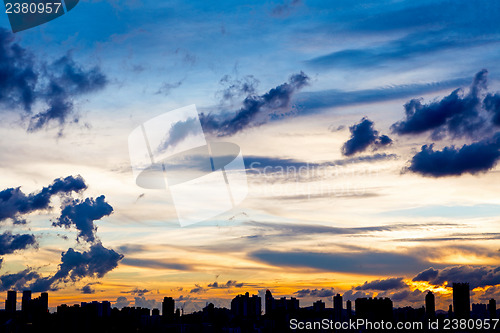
[
  {"xmin": 0, "ymin": 269, "xmax": 40, "ymax": 292},
  {"xmin": 134, "ymin": 296, "xmax": 160, "ymax": 309},
  {"xmin": 407, "ymin": 134, "xmax": 500, "ymax": 177},
  {"xmin": 0, "ymin": 232, "xmax": 37, "ymax": 255},
  {"xmin": 294, "ymin": 288, "xmax": 335, "ymax": 298},
  {"xmin": 53, "ymin": 195, "xmax": 114, "ymax": 243},
  {"xmin": 355, "ymin": 277, "xmax": 406, "ymax": 291},
  {"xmin": 200, "ymin": 72, "xmax": 309, "ymax": 136},
  {"xmin": 0, "ymin": 28, "xmax": 107, "ymax": 133},
  {"xmin": 114, "ymin": 296, "xmax": 130, "ymax": 309},
  {"xmin": 413, "ymin": 266, "xmax": 500, "ymax": 289},
  {"xmin": 391, "ymin": 69, "xmax": 488, "ymax": 139},
  {"xmin": 81, "ymin": 284, "xmax": 96, "ymax": 294},
  {"xmin": 190, "ymin": 284, "xmax": 207, "ymax": 294},
  {"xmin": 207, "ymin": 280, "xmax": 244, "ymax": 289},
  {"xmin": 28, "ymin": 242, "xmax": 123, "ymax": 292},
  {"xmin": 0, "ymin": 175, "xmax": 87, "ymax": 224},
  {"xmin": 342, "ymin": 117, "xmax": 392, "ymax": 156}
]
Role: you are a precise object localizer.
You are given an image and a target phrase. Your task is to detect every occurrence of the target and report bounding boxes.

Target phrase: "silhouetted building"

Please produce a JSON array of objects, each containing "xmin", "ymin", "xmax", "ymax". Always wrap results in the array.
[
  {"xmin": 5, "ymin": 290, "xmax": 16, "ymax": 313},
  {"xmin": 425, "ymin": 291, "xmax": 435, "ymax": 318},
  {"xmin": 152, "ymin": 308, "xmax": 160, "ymax": 316},
  {"xmin": 453, "ymin": 283, "xmax": 470, "ymax": 319},
  {"xmin": 313, "ymin": 300, "xmax": 325, "ymax": 312},
  {"xmin": 265, "ymin": 289, "xmax": 274, "ymax": 315},
  {"xmin": 275, "ymin": 297, "xmax": 299, "ymax": 312},
  {"xmin": 355, "ymin": 297, "xmax": 392, "ymax": 320},
  {"xmin": 334, "ymin": 293, "xmax": 342, "ymax": 320},
  {"xmin": 231, "ymin": 292, "xmax": 261, "ymax": 318},
  {"xmin": 162, "ymin": 297, "xmax": 175, "ymax": 318},
  {"xmin": 22, "ymin": 290, "xmax": 31, "ymax": 313},
  {"xmin": 472, "ymin": 303, "xmax": 487, "ymax": 318},
  {"xmin": 489, "ymin": 299, "xmax": 497, "ymax": 319},
  {"xmin": 346, "ymin": 300, "xmax": 352, "ymax": 318}
]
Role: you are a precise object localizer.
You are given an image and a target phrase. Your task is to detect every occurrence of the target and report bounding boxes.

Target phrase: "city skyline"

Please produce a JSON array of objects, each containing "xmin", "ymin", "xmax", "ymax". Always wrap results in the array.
[{"xmin": 0, "ymin": 0, "xmax": 500, "ymax": 318}]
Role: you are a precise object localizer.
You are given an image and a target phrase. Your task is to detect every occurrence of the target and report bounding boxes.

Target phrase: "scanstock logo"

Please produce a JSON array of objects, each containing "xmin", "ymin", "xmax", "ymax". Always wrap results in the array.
[
  {"xmin": 128, "ymin": 105, "xmax": 248, "ymax": 227},
  {"xmin": 3, "ymin": 0, "xmax": 79, "ymax": 33}
]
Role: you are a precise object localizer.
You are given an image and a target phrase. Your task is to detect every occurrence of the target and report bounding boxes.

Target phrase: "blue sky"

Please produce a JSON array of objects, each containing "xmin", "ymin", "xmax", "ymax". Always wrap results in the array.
[{"xmin": 1, "ymin": 0, "xmax": 500, "ymax": 312}]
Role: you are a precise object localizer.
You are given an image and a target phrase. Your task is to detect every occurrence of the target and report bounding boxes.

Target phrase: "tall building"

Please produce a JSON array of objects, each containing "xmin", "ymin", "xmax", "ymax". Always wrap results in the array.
[
  {"xmin": 265, "ymin": 290, "xmax": 274, "ymax": 315},
  {"xmin": 313, "ymin": 300, "xmax": 325, "ymax": 312},
  {"xmin": 231, "ymin": 292, "xmax": 261, "ymax": 318},
  {"xmin": 489, "ymin": 299, "xmax": 496, "ymax": 319},
  {"xmin": 425, "ymin": 291, "xmax": 435, "ymax": 318},
  {"xmin": 5, "ymin": 290, "xmax": 16, "ymax": 313},
  {"xmin": 453, "ymin": 283, "xmax": 470, "ymax": 319},
  {"xmin": 346, "ymin": 300, "xmax": 352, "ymax": 318},
  {"xmin": 22, "ymin": 290, "xmax": 31, "ymax": 312},
  {"xmin": 162, "ymin": 297, "xmax": 175, "ymax": 318},
  {"xmin": 333, "ymin": 294, "xmax": 343, "ymax": 320}
]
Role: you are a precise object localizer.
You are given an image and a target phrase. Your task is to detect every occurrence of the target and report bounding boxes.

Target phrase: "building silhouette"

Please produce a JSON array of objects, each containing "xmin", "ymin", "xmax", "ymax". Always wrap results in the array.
[
  {"xmin": 162, "ymin": 296, "xmax": 174, "ymax": 318},
  {"xmin": 313, "ymin": 300, "xmax": 325, "ymax": 312},
  {"xmin": 231, "ymin": 292, "xmax": 261, "ymax": 318},
  {"xmin": 333, "ymin": 293, "xmax": 342, "ymax": 320},
  {"xmin": 489, "ymin": 299, "xmax": 497, "ymax": 319},
  {"xmin": 355, "ymin": 297, "xmax": 393, "ymax": 321},
  {"xmin": 346, "ymin": 299, "xmax": 352, "ymax": 318},
  {"xmin": 425, "ymin": 291, "xmax": 435, "ymax": 319},
  {"xmin": 5, "ymin": 290, "xmax": 16, "ymax": 314},
  {"xmin": 453, "ymin": 282, "xmax": 470, "ymax": 319},
  {"xmin": 265, "ymin": 289, "xmax": 274, "ymax": 315}
]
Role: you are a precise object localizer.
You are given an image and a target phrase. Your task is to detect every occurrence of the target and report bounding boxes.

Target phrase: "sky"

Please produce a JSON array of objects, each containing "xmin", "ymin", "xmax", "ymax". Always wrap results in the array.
[{"xmin": 0, "ymin": 0, "xmax": 500, "ymax": 313}]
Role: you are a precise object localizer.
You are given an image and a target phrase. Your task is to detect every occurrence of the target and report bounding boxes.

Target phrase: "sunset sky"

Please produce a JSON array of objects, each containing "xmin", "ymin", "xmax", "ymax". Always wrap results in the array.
[{"xmin": 1, "ymin": 0, "xmax": 500, "ymax": 313}]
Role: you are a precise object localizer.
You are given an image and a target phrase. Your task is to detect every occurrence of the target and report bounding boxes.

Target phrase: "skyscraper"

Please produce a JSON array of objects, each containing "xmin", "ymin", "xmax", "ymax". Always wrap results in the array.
[
  {"xmin": 162, "ymin": 297, "xmax": 175, "ymax": 318},
  {"xmin": 346, "ymin": 300, "xmax": 352, "ymax": 318},
  {"xmin": 489, "ymin": 299, "xmax": 497, "ymax": 319},
  {"xmin": 5, "ymin": 290, "xmax": 16, "ymax": 314},
  {"xmin": 22, "ymin": 290, "xmax": 31, "ymax": 313},
  {"xmin": 265, "ymin": 290, "xmax": 274, "ymax": 315},
  {"xmin": 453, "ymin": 283, "xmax": 470, "ymax": 319},
  {"xmin": 334, "ymin": 294, "xmax": 343, "ymax": 320},
  {"xmin": 425, "ymin": 291, "xmax": 435, "ymax": 318}
]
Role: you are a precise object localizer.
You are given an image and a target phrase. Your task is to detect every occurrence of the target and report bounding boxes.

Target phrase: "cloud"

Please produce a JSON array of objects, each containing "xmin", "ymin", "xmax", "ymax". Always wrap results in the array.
[
  {"xmin": 122, "ymin": 288, "xmax": 151, "ymax": 296},
  {"xmin": 391, "ymin": 70, "xmax": 488, "ymax": 139},
  {"xmin": 0, "ymin": 28, "xmax": 107, "ymax": 133},
  {"xmin": 120, "ymin": 258, "xmax": 191, "ymax": 271},
  {"xmin": 53, "ymin": 195, "xmax": 114, "ymax": 243},
  {"xmin": 207, "ymin": 280, "xmax": 244, "ymax": 289},
  {"xmin": 155, "ymin": 117, "xmax": 200, "ymax": 154},
  {"xmin": 355, "ymin": 277, "xmax": 406, "ymax": 291},
  {"xmin": 413, "ymin": 266, "xmax": 500, "ymax": 289},
  {"xmin": 0, "ymin": 232, "xmax": 37, "ymax": 255},
  {"xmin": 0, "ymin": 269, "xmax": 40, "ymax": 291},
  {"xmin": 484, "ymin": 92, "xmax": 500, "ymax": 125},
  {"xmin": 134, "ymin": 296, "xmax": 160, "ymax": 310},
  {"xmin": 114, "ymin": 296, "xmax": 130, "ymax": 309},
  {"xmin": 81, "ymin": 284, "xmax": 96, "ymax": 294},
  {"xmin": 155, "ymin": 80, "xmax": 182, "ymax": 96},
  {"xmin": 190, "ymin": 284, "xmax": 207, "ymax": 294},
  {"xmin": 342, "ymin": 117, "xmax": 392, "ymax": 156},
  {"xmin": 29, "ymin": 242, "xmax": 123, "ymax": 292},
  {"xmin": 294, "ymin": 288, "xmax": 335, "ymax": 298},
  {"xmin": 249, "ymin": 249, "xmax": 432, "ymax": 275},
  {"xmin": 200, "ymin": 72, "xmax": 309, "ymax": 136},
  {"xmin": 407, "ymin": 135, "xmax": 500, "ymax": 177},
  {"xmin": 271, "ymin": 0, "xmax": 301, "ymax": 17},
  {"xmin": 0, "ymin": 175, "xmax": 87, "ymax": 224},
  {"xmin": 217, "ymin": 75, "xmax": 259, "ymax": 103}
]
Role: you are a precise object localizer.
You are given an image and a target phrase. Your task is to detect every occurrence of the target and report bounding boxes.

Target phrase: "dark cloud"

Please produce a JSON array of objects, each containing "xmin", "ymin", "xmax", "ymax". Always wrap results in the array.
[
  {"xmin": 81, "ymin": 284, "xmax": 96, "ymax": 294},
  {"xmin": 413, "ymin": 266, "xmax": 500, "ymax": 289},
  {"xmin": 249, "ymin": 249, "xmax": 432, "ymax": 275},
  {"xmin": 355, "ymin": 277, "xmax": 406, "ymax": 291},
  {"xmin": 217, "ymin": 75, "xmax": 259, "ymax": 103},
  {"xmin": 134, "ymin": 296, "xmax": 159, "ymax": 310},
  {"xmin": 0, "ymin": 175, "xmax": 87, "ymax": 224},
  {"xmin": 29, "ymin": 242, "xmax": 123, "ymax": 292},
  {"xmin": 0, "ymin": 28, "xmax": 107, "ymax": 133},
  {"xmin": 0, "ymin": 232, "xmax": 37, "ymax": 255},
  {"xmin": 407, "ymin": 134, "xmax": 500, "ymax": 177},
  {"xmin": 156, "ymin": 117, "xmax": 200, "ymax": 154},
  {"xmin": 200, "ymin": 72, "xmax": 309, "ymax": 136},
  {"xmin": 294, "ymin": 288, "xmax": 335, "ymax": 298},
  {"xmin": 190, "ymin": 284, "xmax": 207, "ymax": 294},
  {"xmin": 122, "ymin": 288, "xmax": 150, "ymax": 296},
  {"xmin": 207, "ymin": 280, "xmax": 244, "ymax": 289},
  {"xmin": 114, "ymin": 296, "xmax": 130, "ymax": 309},
  {"xmin": 391, "ymin": 70, "xmax": 488, "ymax": 139},
  {"xmin": 53, "ymin": 195, "xmax": 113, "ymax": 243},
  {"xmin": 0, "ymin": 269, "xmax": 40, "ymax": 291},
  {"xmin": 342, "ymin": 117, "xmax": 392, "ymax": 156},
  {"xmin": 484, "ymin": 92, "xmax": 500, "ymax": 125}
]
